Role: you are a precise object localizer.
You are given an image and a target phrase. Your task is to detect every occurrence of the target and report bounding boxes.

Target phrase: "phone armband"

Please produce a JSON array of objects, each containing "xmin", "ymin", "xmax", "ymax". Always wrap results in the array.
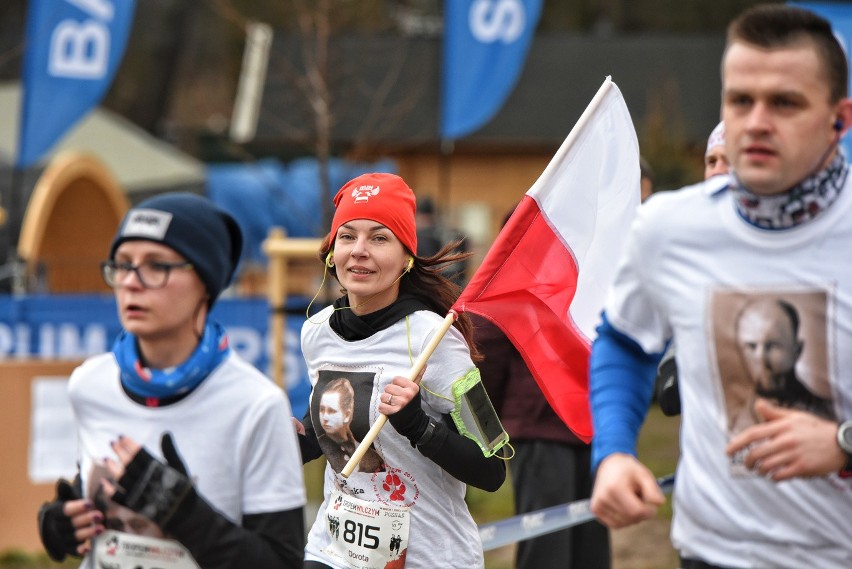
[{"xmin": 449, "ymin": 368, "xmax": 509, "ymax": 457}]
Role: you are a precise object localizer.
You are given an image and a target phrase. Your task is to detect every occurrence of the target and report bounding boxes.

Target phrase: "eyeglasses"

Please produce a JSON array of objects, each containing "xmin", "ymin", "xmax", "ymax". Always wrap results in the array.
[{"xmin": 100, "ymin": 260, "xmax": 194, "ymax": 289}]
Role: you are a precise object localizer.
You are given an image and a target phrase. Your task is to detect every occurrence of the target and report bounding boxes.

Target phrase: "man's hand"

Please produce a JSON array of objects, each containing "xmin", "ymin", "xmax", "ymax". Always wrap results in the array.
[
  {"xmin": 725, "ymin": 398, "xmax": 844, "ymax": 481},
  {"xmin": 590, "ymin": 453, "xmax": 665, "ymax": 529}
]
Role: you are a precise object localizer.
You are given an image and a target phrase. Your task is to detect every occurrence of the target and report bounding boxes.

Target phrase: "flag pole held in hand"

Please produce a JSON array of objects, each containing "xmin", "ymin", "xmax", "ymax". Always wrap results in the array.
[{"xmin": 341, "ymin": 311, "xmax": 458, "ymax": 478}]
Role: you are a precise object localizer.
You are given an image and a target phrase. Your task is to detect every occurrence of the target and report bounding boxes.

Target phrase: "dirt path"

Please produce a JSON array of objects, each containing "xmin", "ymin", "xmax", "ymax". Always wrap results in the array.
[{"xmin": 612, "ymin": 516, "xmax": 678, "ymax": 569}]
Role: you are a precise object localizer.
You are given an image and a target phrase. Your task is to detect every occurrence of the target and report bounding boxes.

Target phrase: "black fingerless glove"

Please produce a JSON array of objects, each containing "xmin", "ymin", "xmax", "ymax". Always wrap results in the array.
[
  {"xmin": 38, "ymin": 478, "xmax": 83, "ymax": 561},
  {"xmin": 387, "ymin": 390, "xmax": 430, "ymax": 446},
  {"xmin": 112, "ymin": 433, "xmax": 194, "ymax": 527}
]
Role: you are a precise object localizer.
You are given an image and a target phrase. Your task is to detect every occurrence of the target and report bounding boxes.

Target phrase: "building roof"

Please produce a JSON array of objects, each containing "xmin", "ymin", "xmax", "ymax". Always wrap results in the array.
[{"xmin": 0, "ymin": 83, "xmax": 204, "ymax": 194}]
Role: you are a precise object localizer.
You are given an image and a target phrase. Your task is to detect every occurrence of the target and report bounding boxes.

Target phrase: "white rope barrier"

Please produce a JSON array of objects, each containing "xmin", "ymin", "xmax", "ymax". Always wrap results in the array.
[{"xmin": 479, "ymin": 474, "xmax": 675, "ymax": 551}]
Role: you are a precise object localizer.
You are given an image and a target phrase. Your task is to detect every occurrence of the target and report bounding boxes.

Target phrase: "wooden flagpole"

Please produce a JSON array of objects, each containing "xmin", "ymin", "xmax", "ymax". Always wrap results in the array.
[{"xmin": 341, "ymin": 311, "xmax": 457, "ymax": 478}]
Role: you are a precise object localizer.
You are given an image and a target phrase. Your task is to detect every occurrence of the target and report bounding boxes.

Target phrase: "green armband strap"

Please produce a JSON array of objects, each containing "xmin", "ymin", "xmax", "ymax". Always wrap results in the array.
[{"xmin": 449, "ymin": 368, "xmax": 509, "ymax": 457}]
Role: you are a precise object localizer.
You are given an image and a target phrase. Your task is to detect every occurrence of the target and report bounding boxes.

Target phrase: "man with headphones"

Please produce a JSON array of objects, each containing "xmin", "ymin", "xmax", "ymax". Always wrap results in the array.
[{"xmin": 589, "ymin": 5, "xmax": 852, "ymax": 568}]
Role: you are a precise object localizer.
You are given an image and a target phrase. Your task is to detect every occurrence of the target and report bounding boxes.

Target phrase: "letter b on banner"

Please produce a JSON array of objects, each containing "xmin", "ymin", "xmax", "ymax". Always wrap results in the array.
[
  {"xmin": 50, "ymin": 20, "xmax": 110, "ymax": 78},
  {"xmin": 17, "ymin": 0, "xmax": 136, "ymax": 168}
]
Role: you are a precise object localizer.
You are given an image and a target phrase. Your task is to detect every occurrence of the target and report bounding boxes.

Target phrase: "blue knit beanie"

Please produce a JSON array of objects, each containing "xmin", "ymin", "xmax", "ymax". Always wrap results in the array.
[{"xmin": 109, "ymin": 192, "xmax": 243, "ymax": 306}]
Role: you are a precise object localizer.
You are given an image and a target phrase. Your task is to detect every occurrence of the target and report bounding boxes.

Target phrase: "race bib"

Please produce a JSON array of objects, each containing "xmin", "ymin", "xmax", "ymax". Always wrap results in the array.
[
  {"xmin": 93, "ymin": 530, "xmax": 200, "ymax": 569},
  {"xmin": 324, "ymin": 488, "xmax": 410, "ymax": 569}
]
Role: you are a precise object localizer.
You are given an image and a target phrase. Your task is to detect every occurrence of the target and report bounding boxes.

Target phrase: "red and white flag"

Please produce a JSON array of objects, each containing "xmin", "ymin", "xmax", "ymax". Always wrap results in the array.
[{"xmin": 452, "ymin": 77, "xmax": 640, "ymax": 442}]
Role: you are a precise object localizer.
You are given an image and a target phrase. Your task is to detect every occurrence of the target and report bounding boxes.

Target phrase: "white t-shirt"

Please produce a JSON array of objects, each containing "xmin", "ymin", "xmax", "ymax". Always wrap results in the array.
[
  {"xmin": 604, "ymin": 174, "xmax": 852, "ymax": 568},
  {"xmin": 68, "ymin": 350, "xmax": 306, "ymax": 568},
  {"xmin": 301, "ymin": 307, "xmax": 484, "ymax": 569}
]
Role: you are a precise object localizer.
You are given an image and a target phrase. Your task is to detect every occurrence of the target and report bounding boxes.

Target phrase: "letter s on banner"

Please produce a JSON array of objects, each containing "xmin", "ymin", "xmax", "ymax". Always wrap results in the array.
[
  {"xmin": 470, "ymin": 0, "xmax": 525, "ymax": 44},
  {"xmin": 16, "ymin": 0, "xmax": 136, "ymax": 168},
  {"xmin": 440, "ymin": 0, "xmax": 543, "ymax": 140}
]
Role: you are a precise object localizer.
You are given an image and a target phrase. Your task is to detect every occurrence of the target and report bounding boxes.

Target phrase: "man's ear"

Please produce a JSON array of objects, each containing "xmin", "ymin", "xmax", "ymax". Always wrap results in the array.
[{"xmin": 833, "ymin": 98, "xmax": 852, "ymax": 136}]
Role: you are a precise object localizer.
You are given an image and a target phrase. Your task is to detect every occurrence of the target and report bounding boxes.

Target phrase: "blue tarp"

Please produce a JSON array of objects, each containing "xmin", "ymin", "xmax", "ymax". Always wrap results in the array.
[{"xmin": 206, "ymin": 157, "xmax": 397, "ymax": 264}]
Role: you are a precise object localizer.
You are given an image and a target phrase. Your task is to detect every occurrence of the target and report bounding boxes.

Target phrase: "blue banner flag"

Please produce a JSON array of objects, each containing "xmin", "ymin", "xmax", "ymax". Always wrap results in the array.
[
  {"xmin": 17, "ymin": 0, "xmax": 136, "ymax": 168},
  {"xmin": 791, "ymin": 2, "xmax": 852, "ymax": 159},
  {"xmin": 441, "ymin": 0, "xmax": 543, "ymax": 139}
]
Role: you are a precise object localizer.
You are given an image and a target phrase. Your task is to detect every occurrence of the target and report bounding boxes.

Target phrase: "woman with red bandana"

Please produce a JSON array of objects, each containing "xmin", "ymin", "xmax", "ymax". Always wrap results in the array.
[{"xmin": 296, "ymin": 173, "xmax": 506, "ymax": 569}]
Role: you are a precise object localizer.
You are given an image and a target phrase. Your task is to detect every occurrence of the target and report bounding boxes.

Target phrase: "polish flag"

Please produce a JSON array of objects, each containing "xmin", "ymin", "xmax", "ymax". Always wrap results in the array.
[{"xmin": 452, "ymin": 77, "xmax": 640, "ymax": 442}]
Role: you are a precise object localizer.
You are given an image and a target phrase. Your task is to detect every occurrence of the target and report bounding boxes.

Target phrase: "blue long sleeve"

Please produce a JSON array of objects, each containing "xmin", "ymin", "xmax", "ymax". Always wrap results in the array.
[{"xmin": 590, "ymin": 313, "xmax": 665, "ymax": 471}]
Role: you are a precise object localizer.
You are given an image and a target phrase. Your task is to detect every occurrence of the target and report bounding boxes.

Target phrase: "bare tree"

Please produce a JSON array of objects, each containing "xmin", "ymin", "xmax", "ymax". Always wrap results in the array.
[{"xmin": 223, "ymin": 0, "xmax": 433, "ymax": 230}]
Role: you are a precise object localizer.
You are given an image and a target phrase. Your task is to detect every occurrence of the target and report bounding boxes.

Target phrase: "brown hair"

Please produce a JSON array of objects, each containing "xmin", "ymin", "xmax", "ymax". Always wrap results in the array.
[
  {"xmin": 324, "ymin": 377, "xmax": 355, "ymax": 416},
  {"xmin": 318, "ymin": 234, "xmax": 482, "ymax": 361},
  {"xmin": 726, "ymin": 4, "xmax": 848, "ymax": 102}
]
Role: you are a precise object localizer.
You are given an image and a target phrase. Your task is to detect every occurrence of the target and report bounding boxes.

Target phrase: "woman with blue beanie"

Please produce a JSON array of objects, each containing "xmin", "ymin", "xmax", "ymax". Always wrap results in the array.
[{"xmin": 37, "ymin": 192, "xmax": 306, "ymax": 568}]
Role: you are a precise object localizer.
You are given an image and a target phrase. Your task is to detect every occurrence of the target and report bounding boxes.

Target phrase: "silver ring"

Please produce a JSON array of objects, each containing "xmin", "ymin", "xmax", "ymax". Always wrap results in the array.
[{"xmin": 387, "ymin": 394, "xmax": 394, "ymax": 405}]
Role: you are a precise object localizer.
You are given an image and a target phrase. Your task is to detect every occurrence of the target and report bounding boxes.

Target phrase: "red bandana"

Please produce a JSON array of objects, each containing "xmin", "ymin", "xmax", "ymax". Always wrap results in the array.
[{"xmin": 330, "ymin": 173, "xmax": 418, "ymax": 254}]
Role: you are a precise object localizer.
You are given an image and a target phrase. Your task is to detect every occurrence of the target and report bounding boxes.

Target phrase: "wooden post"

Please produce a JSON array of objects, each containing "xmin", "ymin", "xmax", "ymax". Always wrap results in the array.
[{"xmin": 262, "ymin": 228, "xmax": 323, "ymax": 388}]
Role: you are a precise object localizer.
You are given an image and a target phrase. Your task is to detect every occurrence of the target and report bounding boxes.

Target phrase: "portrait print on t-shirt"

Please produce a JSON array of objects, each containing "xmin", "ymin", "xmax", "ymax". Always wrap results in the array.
[
  {"xmin": 312, "ymin": 369, "xmax": 386, "ymax": 475},
  {"xmin": 710, "ymin": 289, "xmax": 835, "ymax": 474}
]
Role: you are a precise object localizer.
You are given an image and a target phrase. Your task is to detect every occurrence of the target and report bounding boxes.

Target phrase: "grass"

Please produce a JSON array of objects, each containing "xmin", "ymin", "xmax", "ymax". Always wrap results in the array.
[
  {"xmin": 0, "ymin": 551, "xmax": 76, "ymax": 569},
  {"xmin": 3, "ymin": 406, "xmax": 679, "ymax": 569}
]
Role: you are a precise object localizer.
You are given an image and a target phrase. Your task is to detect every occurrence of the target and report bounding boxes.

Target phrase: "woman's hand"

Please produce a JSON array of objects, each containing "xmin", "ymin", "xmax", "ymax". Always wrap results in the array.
[
  {"xmin": 379, "ymin": 367, "xmax": 426, "ymax": 415},
  {"xmin": 100, "ymin": 434, "xmax": 194, "ymax": 528},
  {"xmin": 63, "ymin": 496, "xmax": 105, "ymax": 556},
  {"xmin": 100, "ymin": 435, "xmax": 143, "ymax": 498},
  {"xmin": 39, "ymin": 478, "xmax": 104, "ymax": 559}
]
